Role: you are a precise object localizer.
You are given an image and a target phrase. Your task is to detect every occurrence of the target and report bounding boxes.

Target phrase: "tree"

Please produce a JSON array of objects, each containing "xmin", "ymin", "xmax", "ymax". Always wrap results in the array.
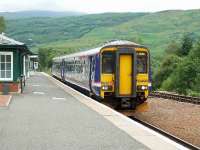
[
  {"xmin": 162, "ymin": 42, "xmax": 200, "ymax": 95},
  {"xmin": 154, "ymin": 34, "xmax": 196, "ymax": 93},
  {"xmin": 189, "ymin": 41, "xmax": 200, "ymax": 96},
  {"xmin": 0, "ymin": 16, "xmax": 6, "ymax": 32},
  {"xmin": 38, "ymin": 47, "xmax": 67, "ymax": 71},
  {"xmin": 172, "ymin": 59, "xmax": 199, "ymax": 94},
  {"xmin": 177, "ymin": 33, "xmax": 193, "ymax": 56},
  {"xmin": 164, "ymin": 40, "xmax": 180, "ymax": 55},
  {"xmin": 153, "ymin": 55, "xmax": 181, "ymax": 89},
  {"xmin": 38, "ymin": 48, "xmax": 47, "ymax": 70}
]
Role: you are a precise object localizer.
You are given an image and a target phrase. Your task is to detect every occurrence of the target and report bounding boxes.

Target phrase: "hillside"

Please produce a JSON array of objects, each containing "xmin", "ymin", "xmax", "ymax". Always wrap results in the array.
[
  {"xmin": 4, "ymin": 9, "xmax": 200, "ymax": 56},
  {"xmin": 5, "ymin": 13, "xmax": 146, "ymax": 49},
  {"xmin": 0, "ymin": 10, "xmax": 84, "ymax": 19}
]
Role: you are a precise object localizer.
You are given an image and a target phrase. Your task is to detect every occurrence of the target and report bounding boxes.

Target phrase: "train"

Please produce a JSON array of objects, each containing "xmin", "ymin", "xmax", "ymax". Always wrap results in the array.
[{"xmin": 52, "ymin": 40, "xmax": 151, "ymax": 109}]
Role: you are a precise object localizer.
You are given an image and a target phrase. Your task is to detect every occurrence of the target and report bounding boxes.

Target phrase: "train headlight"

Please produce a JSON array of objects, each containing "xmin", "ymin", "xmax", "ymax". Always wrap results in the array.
[
  {"xmin": 102, "ymin": 85, "xmax": 109, "ymax": 90},
  {"xmin": 137, "ymin": 85, "xmax": 148, "ymax": 91},
  {"xmin": 141, "ymin": 86, "xmax": 148, "ymax": 90},
  {"xmin": 101, "ymin": 84, "xmax": 113, "ymax": 91}
]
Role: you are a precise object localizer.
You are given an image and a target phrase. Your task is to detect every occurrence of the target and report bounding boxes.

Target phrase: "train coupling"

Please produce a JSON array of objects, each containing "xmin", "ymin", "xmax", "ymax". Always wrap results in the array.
[{"xmin": 121, "ymin": 98, "xmax": 131, "ymax": 108}]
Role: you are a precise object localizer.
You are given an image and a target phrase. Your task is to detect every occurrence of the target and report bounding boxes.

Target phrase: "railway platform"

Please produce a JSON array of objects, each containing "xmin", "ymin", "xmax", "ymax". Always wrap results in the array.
[{"xmin": 0, "ymin": 72, "xmax": 188, "ymax": 150}]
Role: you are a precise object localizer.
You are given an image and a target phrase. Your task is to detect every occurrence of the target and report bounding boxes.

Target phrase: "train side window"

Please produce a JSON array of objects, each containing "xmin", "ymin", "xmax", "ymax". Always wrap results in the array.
[
  {"xmin": 137, "ymin": 52, "xmax": 147, "ymax": 73},
  {"xmin": 102, "ymin": 52, "xmax": 115, "ymax": 74}
]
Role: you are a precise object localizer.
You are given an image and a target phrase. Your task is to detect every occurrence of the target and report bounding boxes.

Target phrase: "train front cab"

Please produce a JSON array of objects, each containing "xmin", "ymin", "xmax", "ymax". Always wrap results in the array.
[{"xmin": 100, "ymin": 46, "xmax": 150, "ymax": 108}]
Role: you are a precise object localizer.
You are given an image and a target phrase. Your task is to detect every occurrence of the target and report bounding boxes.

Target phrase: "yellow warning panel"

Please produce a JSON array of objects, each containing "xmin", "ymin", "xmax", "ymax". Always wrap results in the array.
[{"xmin": 119, "ymin": 55, "xmax": 132, "ymax": 95}]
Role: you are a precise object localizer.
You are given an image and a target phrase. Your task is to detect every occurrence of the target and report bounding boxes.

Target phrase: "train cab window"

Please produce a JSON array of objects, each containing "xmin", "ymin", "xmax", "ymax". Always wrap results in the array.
[
  {"xmin": 102, "ymin": 52, "xmax": 115, "ymax": 74},
  {"xmin": 137, "ymin": 52, "xmax": 147, "ymax": 73}
]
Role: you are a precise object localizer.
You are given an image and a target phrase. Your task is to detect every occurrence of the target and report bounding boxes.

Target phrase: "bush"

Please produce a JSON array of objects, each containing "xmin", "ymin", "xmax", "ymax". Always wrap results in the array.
[
  {"xmin": 163, "ymin": 59, "xmax": 199, "ymax": 94},
  {"xmin": 161, "ymin": 42, "xmax": 200, "ymax": 95},
  {"xmin": 38, "ymin": 47, "xmax": 71, "ymax": 71},
  {"xmin": 164, "ymin": 40, "xmax": 181, "ymax": 55},
  {"xmin": 153, "ymin": 54, "xmax": 181, "ymax": 89},
  {"xmin": 38, "ymin": 48, "xmax": 58, "ymax": 71}
]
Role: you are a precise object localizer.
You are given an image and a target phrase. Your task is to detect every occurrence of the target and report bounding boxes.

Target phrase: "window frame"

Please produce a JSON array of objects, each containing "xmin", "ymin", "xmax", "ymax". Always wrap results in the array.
[
  {"xmin": 136, "ymin": 51, "xmax": 148, "ymax": 74},
  {"xmin": 0, "ymin": 51, "xmax": 13, "ymax": 81},
  {"xmin": 101, "ymin": 51, "xmax": 115, "ymax": 74}
]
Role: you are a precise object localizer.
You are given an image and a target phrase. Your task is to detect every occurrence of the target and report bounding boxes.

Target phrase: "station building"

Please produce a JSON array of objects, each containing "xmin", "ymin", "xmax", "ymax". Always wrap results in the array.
[
  {"xmin": 29, "ymin": 55, "xmax": 39, "ymax": 71},
  {"xmin": 0, "ymin": 33, "xmax": 32, "ymax": 94}
]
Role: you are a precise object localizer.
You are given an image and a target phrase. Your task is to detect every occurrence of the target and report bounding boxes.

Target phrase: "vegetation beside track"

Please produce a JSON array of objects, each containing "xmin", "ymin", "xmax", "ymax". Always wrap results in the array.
[{"xmin": 153, "ymin": 34, "xmax": 200, "ymax": 96}]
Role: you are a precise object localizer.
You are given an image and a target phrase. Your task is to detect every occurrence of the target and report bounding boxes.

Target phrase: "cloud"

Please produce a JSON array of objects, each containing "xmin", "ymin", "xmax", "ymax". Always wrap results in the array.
[
  {"xmin": 0, "ymin": 0, "xmax": 200, "ymax": 13},
  {"xmin": 0, "ymin": 0, "xmax": 60, "ymax": 12}
]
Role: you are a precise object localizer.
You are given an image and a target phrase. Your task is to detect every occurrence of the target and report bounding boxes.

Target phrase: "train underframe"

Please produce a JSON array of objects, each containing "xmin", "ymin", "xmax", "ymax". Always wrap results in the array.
[{"xmin": 101, "ymin": 92, "xmax": 147, "ymax": 110}]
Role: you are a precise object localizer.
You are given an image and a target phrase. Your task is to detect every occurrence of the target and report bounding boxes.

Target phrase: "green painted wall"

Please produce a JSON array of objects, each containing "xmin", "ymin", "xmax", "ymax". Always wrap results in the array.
[
  {"xmin": 0, "ymin": 48, "xmax": 24, "ymax": 82},
  {"xmin": 13, "ymin": 50, "xmax": 20, "ymax": 82}
]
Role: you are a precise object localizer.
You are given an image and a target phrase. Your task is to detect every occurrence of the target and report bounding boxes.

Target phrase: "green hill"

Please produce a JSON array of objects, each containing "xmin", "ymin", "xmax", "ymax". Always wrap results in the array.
[
  {"xmin": 4, "ymin": 9, "xmax": 200, "ymax": 57},
  {"xmin": 5, "ymin": 13, "xmax": 146, "ymax": 48}
]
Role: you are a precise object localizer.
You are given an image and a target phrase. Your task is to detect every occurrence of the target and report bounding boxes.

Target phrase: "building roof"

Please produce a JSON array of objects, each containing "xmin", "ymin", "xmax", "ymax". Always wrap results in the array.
[
  {"xmin": 0, "ymin": 33, "xmax": 33, "ymax": 54},
  {"xmin": 0, "ymin": 33, "xmax": 24, "ymax": 45}
]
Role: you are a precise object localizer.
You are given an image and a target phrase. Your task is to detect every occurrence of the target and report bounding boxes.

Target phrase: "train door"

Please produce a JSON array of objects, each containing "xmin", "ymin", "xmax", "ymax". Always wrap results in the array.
[
  {"xmin": 115, "ymin": 48, "xmax": 136, "ymax": 98},
  {"xmin": 119, "ymin": 55, "xmax": 132, "ymax": 95},
  {"xmin": 61, "ymin": 59, "xmax": 65, "ymax": 80}
]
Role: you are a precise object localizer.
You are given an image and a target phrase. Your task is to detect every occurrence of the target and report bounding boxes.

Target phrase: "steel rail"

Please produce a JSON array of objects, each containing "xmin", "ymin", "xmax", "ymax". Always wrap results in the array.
[
  {"xmin": 150, "ymin": 91, "xmax": 200, "ymax": 105},
  {"xmin": 131, "ymin": 117, "xmax": 200, "ymax": 150}
]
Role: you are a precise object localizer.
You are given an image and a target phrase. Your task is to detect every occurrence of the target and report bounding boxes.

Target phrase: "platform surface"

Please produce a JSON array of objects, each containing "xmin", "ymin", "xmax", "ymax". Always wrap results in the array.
[{"xmin": 0, "ymin": 72, "xmax": 187, "ymax": 150}]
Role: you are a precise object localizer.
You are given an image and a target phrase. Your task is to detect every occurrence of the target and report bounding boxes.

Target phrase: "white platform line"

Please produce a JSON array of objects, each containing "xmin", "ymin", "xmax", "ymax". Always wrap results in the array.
[
  {"xmin": 42, "ymin": 72, "xmax": 188, "ymax": 150},
  {"xmin": 33, "ymin": 91, "xmax": 45, "ymax": 95},
  {"xmin": 32, "ymin": 85, "xmax": 40, "ymax": 87},
  {"xmin": 52, "ymin": 97, "xmax": 66, "ymax": 100}
]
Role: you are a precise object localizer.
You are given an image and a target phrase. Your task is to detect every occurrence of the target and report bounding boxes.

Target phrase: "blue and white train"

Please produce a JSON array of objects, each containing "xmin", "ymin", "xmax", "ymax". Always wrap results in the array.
[{"xmin": 52, "ymin": 40, "xmax": 151, "ymax": 109}]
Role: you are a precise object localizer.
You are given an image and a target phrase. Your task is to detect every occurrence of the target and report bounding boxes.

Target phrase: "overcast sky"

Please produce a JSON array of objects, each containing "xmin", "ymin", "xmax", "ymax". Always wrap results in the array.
[{"xmin": 0, "ymin": 0, "xmax": 200, "ymax": 13}]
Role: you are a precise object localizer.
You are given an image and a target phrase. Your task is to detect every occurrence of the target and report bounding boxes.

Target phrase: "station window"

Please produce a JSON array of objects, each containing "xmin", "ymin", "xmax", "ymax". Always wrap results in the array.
[
  {"xmin": 0, "ymin": 52, "xmax": 13, "ymax": 81},
  {"xmin": 137, "ymin": 52, "xmax": 147, "ymax": 73},
  {"xmin": 102, "ymin": 52, "xmax": 115, "ymax": 74}
]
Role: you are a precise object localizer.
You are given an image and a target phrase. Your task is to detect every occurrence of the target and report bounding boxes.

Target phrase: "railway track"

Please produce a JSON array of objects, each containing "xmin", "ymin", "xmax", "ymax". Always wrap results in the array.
[
  {"xmin": 150, "ymin": 91, "xmax": 200, "ymax": 105},
  {"xmin": 130, "ymin": 117, "xmax": 200, "ymax": 150}
]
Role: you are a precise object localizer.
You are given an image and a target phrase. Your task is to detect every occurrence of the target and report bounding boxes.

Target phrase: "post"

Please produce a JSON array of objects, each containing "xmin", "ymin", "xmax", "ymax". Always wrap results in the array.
[
  {"xmin": 20, "ymin": 75, "xmax": 24, "ymax": 93},
  {"xmin": 23, "ymin": 75, "xmax": 25, "ymax": 87}
]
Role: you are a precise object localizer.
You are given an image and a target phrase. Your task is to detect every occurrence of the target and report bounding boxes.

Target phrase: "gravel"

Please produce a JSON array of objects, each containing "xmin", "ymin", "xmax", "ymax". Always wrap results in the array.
[{"xmin": 134, "ymin": 97, "xmax": 200, "ymax": 147}]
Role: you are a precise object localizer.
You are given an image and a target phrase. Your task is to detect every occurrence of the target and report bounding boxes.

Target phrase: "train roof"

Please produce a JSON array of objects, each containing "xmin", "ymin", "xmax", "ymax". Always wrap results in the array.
[{"xmin": 53, "ymin": 40, "xmax": 147, "ymax": 61}]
